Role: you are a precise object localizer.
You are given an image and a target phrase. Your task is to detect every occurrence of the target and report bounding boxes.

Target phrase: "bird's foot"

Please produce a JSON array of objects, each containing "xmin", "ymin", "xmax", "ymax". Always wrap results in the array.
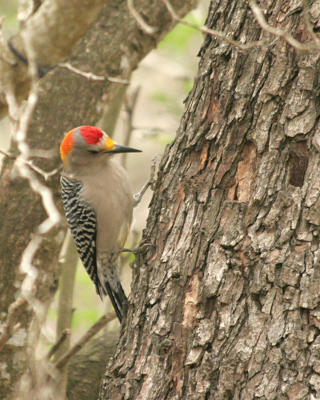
[{"xmin": 118, "ymin": 241, "xmax": 153, "ymax": 255}]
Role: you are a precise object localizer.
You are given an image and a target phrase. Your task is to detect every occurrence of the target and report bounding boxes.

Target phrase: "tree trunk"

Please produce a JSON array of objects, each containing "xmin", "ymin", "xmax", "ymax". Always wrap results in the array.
[{"xmin": 101, "ymin": 1, "xmax": 320, "ymax": 399}]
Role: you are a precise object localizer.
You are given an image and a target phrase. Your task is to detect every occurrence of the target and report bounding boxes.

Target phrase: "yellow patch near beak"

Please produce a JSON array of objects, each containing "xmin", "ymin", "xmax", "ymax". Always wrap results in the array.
[{"xmin": 104, "ymin": 136, "xmax": 115, "ymax": 151}]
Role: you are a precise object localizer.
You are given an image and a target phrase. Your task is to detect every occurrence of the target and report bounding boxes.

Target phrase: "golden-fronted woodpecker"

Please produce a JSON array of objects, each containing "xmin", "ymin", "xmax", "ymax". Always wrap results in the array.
[{"xmin": 59, "ymin": 125, "xmax": 141, "ymax": 322}]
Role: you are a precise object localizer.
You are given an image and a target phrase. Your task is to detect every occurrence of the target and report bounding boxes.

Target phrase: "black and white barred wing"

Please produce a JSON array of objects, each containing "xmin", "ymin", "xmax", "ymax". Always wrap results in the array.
[{"xmin": 60, "ymin": 175, "xmax": 102, "ymax": 296}]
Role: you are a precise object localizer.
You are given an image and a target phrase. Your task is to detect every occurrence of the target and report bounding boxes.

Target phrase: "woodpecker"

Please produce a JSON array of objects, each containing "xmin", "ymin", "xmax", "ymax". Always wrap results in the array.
[{"xmin": 59, "ymin": 125, "xmax": 141, "ymax": 322}]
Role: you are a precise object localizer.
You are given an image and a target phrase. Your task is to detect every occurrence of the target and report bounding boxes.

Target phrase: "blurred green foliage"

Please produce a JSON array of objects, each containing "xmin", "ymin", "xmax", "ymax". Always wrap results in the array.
[
  {"xmin": 72, "ymin": 265, "xmax": 104, "ymax": 330},
  {"xmin": 151, "ymin": 132, "xmax": 173, "ymax": 147},
  {"xmin": 183, "ymin": 77, "xmax": 194, "ymax": 95},
  {"xmin": 0, "ymin": 0, "xmax": 19, "ymax": 36},
  {"xmin": 160, "ymin": 14, "xmax": 204, "ymax": 55},
  {"xmin": 151, "ymin": 90, "xmax": 184, "ymax": 116},
  {"xmin": 148, "ymin": 11, "xmax": 204, "ymax": 148}
]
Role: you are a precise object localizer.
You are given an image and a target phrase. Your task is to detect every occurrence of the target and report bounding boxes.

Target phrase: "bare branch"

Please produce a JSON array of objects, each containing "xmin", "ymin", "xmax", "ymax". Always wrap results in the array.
[
  {"xmin": 11, "ymin": 27, "xmax": 61, "ymax": 231},
  {"xmin": 162, "ymin": 0, "xmax": 273, "ymax": 50},
  {"xmin": 21, "ymin": 0, "xmax": 109, "ymax": 66},
  {"xmin": 127, "ymin": 0, "xmax": 158, "ymax": 34},
  {"xmin": 46, "ymin": 329, "xmax": 70, "ymax": 360},
  {"xmin": 133, "ymin": 154, "xmax": 161, "ymax": 206},
  {"xmin": 0, "ymin": 0, "xmax": 114, "ymax": 119},
  {"xmin": 1, "ymin": 31, "xmax": 62, "ymax": 370},
  {"xmin": 0, "ymin": 148, "xmax": 61, "ymax": 180},
  {"xmin": 54, "ymin": 313, "xmax": 116, "ymax": 370},
  {"xmin": 0, "ymin": 149, "xmax": 14, "ymax": 159},
  {"xmin": 0, "ymin": 297, "xmax": 28, "ymax": 351},
  {"xmin": 5, "ymin": 85, "xmax": 20, "ymax": 121},
  {"xmin": 58, "ymin": 62, "xmax": 130, "ymax": 85},
  {"xmin": 54, "ymin": 232, "xmax": 78, "ymax": 397},
  {"xmin": 27, "ymin": 161, "xmax": 61, "ymax": 181},
  {"xmin": 132, "ymin": 125, "xmax": 172, "ymax": 134},
  {"xmin": 163, "ymin": 0, "xmax": 320, "ymax": 53},
  {"xmin": 249, "ymin": 0, "xmax": 319, "ymax": 51},
  {"xmin": 13, "ymin": 87, "xmax": 61, "ymax": 236}
]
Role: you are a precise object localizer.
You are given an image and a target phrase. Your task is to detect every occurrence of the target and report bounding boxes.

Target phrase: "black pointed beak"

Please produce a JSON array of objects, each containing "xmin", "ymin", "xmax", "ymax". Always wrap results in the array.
[{"xmin": 108, "ymin": 144, "xmax": 142, "ymax": 154}]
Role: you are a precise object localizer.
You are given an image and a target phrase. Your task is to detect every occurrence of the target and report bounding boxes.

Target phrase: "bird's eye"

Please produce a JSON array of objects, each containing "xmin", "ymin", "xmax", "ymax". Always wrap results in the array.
[{"xmin": 88, "ymin": 150, "xmax": 99, "ymax": 154}]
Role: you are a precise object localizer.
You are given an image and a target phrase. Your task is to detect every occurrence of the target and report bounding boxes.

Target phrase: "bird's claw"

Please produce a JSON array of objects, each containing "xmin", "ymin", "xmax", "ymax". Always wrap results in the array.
[{"xmin": 118, "ymin": 242, "xmax": 154, "ymax": 255}]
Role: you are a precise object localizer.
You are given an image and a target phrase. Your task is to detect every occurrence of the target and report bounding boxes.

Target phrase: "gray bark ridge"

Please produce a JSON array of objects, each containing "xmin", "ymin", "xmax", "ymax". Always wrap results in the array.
[{"xmin": 101, "ymin": 1, "xmax": 320, "ymax": 399}]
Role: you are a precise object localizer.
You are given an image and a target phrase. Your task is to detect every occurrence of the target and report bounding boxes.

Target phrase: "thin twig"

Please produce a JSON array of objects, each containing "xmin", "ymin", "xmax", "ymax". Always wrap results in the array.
[
  {"xmin": 0, "ymin": 148, "xmax": 60, "ymax": 180},
  {"xmin": 54, "ymin": 231, "xmax": 78, "ymax": 397},
  {"xmin": 163, "ymin": 0, "xmax": 319, "ymax": 52},
  {"xmin": 249, "ymin": 0, "xmax": 318, "ymax": 51},
  {"xmin": 54, "ymin": 313, "xmax": 116, "ymax": 370},
  {"xmin": 46, "ymin": 329, "xmax": 70, "ymax": 360},
  {"xmin": 14, "ymin": 88, "xmax": 61, "ymax": 236},
  {"xmin": 27, "ymin": 160, "xmax": 61, "ymax": 180},
  {"xmin": 132, "ymin": 125, "xmax": 171, "ymax": 134},
  {"xmin": 133, "ymin": 153, "xmax": 160, "ymax": 206},
  {"xmin": 0, "ymin": 149, "xmax": 14, "ymax": 159},
  {"xmin": 5, "ymin": 85, "xmax": 20, "ymax": 120},
  {"xmin": 162, "ymin": 0, "xmax": 272, "ymax": 50},
  {"xmin": 127, "ymin": 0, "xmax": 158, "ymax": 34},
  {"xmin": 0, "ymin": 297, "xmax": 28, "ymax": 351},
  {"xmin": 58, "ymin": 62, "xmax": 130, "ymax": 85}
]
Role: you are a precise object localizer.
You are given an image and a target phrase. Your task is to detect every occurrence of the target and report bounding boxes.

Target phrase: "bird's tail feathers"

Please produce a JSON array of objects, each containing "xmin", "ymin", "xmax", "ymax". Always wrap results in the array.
[
  {"xmin": 97, "ymin": 254, "xmax": 128, "ymax": 322},
  {"xmin": 103, "ymin": 281, "xmax": 127, "ymax": 322}
]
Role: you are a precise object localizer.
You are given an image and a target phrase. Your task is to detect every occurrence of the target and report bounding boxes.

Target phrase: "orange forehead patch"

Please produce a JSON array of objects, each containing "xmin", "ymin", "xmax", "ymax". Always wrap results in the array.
[
  {"xmin": 60, "ymin": 129, "xmax": 74, "ymax": 162},
  {"xmin": 104, "ymin": 136, "xmax": 115, "ymax": 151}
]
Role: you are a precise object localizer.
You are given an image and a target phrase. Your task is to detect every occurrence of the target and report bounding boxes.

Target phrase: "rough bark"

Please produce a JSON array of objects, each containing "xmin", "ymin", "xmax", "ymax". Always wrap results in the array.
[
  {"xmin": 101, "ymin": 1, "xmax": 320, "ymax": 399},
  {"xmin": 0, "ymin": 1, "xmax": 197, "ymax": 398}
]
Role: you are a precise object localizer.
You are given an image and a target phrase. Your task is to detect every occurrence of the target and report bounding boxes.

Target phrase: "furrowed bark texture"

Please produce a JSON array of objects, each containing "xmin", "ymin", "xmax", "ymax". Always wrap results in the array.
[
  {"xmin": 101, "ymin": 1, "xmax": 320, "ymax": 399},
  {"xmin": 0, "ymin": 1, "xmax": 196, "ymax": 398}
]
